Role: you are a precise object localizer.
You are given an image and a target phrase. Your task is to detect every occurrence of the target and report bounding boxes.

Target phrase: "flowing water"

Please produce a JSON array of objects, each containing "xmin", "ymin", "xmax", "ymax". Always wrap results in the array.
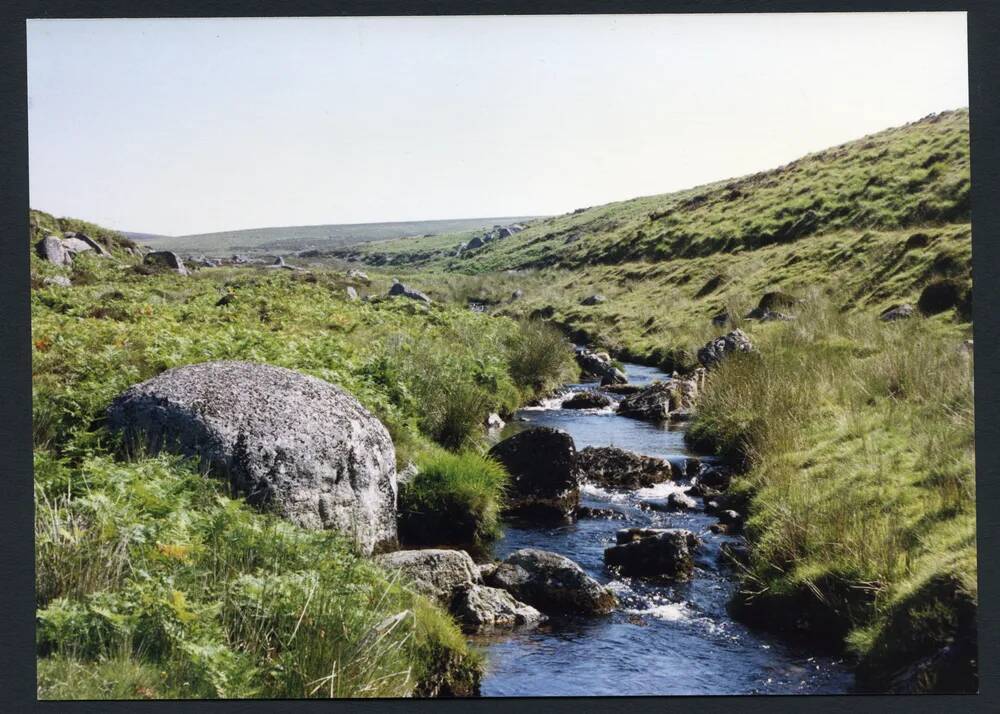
[{"xmin": 477, "ymin": 362, "xmax": 853, "ymax": 696}]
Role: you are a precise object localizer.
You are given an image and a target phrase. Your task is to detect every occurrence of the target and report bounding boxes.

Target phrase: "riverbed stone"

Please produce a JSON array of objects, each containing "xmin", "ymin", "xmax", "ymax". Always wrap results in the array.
[
  {"xmin": 487, "ymin": 427, "xmax": 580, "ymax": 520},
  {"xmin": 616, "ymin": 381, "xmax": 675, "ymax": 421},
  {"xmin": 575, "ymin": 348, "xmax": 627, "ymax": 385},
  {"xmin": 486, "ymin": 548, "xmax": 617, "ymax": 615},
  {"xmin": 561, "ymin": 391, "xmax": 612, "ymax": 410},
  {"xmin": 604, "ymin": 528, "xmax": 697, "ymax": 578},
  {"xmin": 576, "ymin": 446, "xmax": 675, "ymax": 488},
  {"xmin": 450, "ymin": 584, "xmax": 545, "ymax": 631},
  {"xmin": 106, "ymin": 360, "xmax": 397, "ymax": 554}
]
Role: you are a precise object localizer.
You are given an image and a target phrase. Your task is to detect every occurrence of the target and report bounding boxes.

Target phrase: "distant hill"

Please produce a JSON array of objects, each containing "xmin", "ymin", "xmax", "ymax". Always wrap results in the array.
[
  {"xmin": 135, "ymin": 216, "xmax": 542, "ymax": 256},
  {"xmin": 123, "ymin": 231, "xmax": 173, "ymax": 243}
]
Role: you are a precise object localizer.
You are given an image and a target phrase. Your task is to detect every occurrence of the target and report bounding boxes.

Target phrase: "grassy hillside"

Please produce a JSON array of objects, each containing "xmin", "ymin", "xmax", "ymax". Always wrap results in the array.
[
  {"xmin": 30, "ymin": 217, "xmax": 575, "ymax": 699},
  {"xmin": 139, "ymin": 216, "xmax": 541, "ymax": 256},
  {"xmin": 338, "ymin": 108, "xmax": 976, "ymax": 692}
]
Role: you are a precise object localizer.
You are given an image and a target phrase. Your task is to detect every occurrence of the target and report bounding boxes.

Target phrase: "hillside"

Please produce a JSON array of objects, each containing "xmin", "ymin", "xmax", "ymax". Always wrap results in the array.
[{"xmin": 138, "ymin": 216, "xmax": 542, "ymax": 256}]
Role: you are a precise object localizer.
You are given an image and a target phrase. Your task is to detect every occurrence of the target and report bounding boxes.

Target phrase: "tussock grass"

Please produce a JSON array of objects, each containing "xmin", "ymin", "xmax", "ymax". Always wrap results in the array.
[
  {"xmin": 688, "ymin": 294, "xmax": 975, "ymax": 690},
  {"xmin": 398, "ymin": 450, "xmax": 509, "ymax": 554}
]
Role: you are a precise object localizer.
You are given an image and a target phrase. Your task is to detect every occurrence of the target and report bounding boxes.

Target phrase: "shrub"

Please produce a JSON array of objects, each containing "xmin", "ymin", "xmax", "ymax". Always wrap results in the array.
[
  {"xmin": 504, "ymin": 319, "xmax": 576, "ymax": 394},
  {"xmin": 398, "ymin": 450, "xmax": 508, "ymax": 554}
]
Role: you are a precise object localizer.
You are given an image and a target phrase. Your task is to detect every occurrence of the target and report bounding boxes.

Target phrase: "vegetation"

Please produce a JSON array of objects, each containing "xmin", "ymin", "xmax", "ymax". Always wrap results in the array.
[
  {"xmin": 30, "ymin": 209, "xmax": 575, "ymax": 699},
  {"xmin": 335, "ymin": 109, "xmax": 976, "ymax": 692},
  {"xmin": 398, "ymin": 450, "xmax": 509, "ymax": 554}
]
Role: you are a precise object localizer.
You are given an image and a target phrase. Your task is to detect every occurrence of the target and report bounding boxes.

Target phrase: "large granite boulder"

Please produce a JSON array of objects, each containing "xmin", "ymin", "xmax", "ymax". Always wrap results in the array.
[
  {"xmin": 604, "ymin": 528, "xmax": 698, "ymax": 578},
  {"xmin": 487, "ymin": 427, "xmax": 579, "ymax": 520},
  {"xmin": 144, "ymin": 251, "xmax": 189, "ymax": 275},
  {"xmin": 697, "ymin": 329, "xmax": 753, "ymax": 370},
  {"xmin": 485, "ymin": 548, "xmax": 617, "ymax": 615},
  {"xmin": 107, "ymin": 360, "xmax": 397, "ymax": 555},
  {"xmin": 376, "ymin": 548, "xmax": 481, "ymax": 604},
  {"xmin": 576, "ymin": 446, "xmax": 675, "ymax": 488}
]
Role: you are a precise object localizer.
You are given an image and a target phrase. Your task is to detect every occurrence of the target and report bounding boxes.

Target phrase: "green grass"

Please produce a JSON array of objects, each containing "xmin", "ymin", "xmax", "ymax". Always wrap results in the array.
[
  {"xmin": 686, "ymin": 294, "xmax": 975, "ymax": 691},
  {"xmin": 34, "ymin": 451, "xmax": 482, "ymax": 699},
  {"xmin": 29, "ymin": 214, "xmax": 585, "ymax": 698},
  {"xmin": 398, "ymin": 450, "xmax": 509, "ymax": 554}
]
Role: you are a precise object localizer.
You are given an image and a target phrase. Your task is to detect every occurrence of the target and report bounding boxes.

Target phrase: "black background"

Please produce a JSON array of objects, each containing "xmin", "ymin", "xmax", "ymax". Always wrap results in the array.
[{"xmin": 1, "ymin": 1, "xmax": 997, "ymax": 712}]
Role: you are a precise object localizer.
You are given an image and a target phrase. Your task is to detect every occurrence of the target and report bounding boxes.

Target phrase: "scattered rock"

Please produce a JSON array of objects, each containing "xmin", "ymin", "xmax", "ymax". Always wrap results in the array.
[
  {"xmin": 488, "ymin": 427, "xmax": 579, "ymax": 520},
  {"xmin": 215, "ymin": 293, "xmax": 236, "ymax": 307},
  {"xmin": 581, "ymin": 294, "xmax": 606, "ymax": 306},
  {"xmin": 388, "ymin": 280, "xmax": 432, "ymax": 304},
  {"xmin": 617, "ymin": 381, "xmax": 677, "ymax": 421},
  {"xmin": 576, "ymin": 446, "xmax": 675, "ymax": 488},
  {"xmin": 143, "ymin": 251, "xmax": 189, "ymax": 276},
  {"xmin": 711, "ymin": 311, "xmax": 730, "ymax": 327},
  {"xmin": 682, "ymin": 457, "xmax": 701, "ymax": 478},
  {"xmin": 347, "ymin": 269, "xmax": 370, "ymax": 283},
  {"xmin": 510, "ymin": 289, "xmax": 524, "ymax": 301},
  {"xmin": 756, "ymin": 291, "xmax": 798, "ymax": 312},
  {"xmin": 604, "ymin": 528, "xmax": 697, "ymax": 578},
  {"xmin": 345, "ymin": 286, "xmax": 359, "ymax": 301},
  {"xmin": 451, "ymin": 584, "xmax": 545, "ymax": 631},
  {"xmin": 42, "ymin": 275, "xmax": 71, "ymax": 288},
  {"xmin": 561, "ymin": 391, "xmax": 612, "ymax": 410},
  {"xmin": 709, "ymin": 523, "xmax": 728, "ymax": 535},
  {"xmin": 718, "ymin": 510, "xmax": 744, "ymax": 533},
  {"xmin": 486, "ymin": 548, "xmax": 617, "ymax": 615},
  {"xmin": 641, "ymin": 491, "xmax": 697, "ymax": 512},
  {"xmin": 485, "ymin": 413, "xmax": 506, "ymax": 431},
  {"xmin": 36, "ymin": 236, "xmax": 72, "ymax": 266},
  {"xmin": 576, "ymin": 506, "xmax": 626, "ymax": 520},
  {"xmin": 376, "ymin": 548, "xmax": 481, "ymax": 605},
  {"xmin": 698, "ymin": 465, "xmax": 733, "ymax": 491},
  {"xmin": 107, "ymin": 360, "xmax": 397, "ymax": 555},
  {"xmin": 575, "ymin": 348, "xmax": 626, "ymax": 385},
  {"xmin": 880, "ymin": 304, "xmax": 914, "ymax": 321},
  {"xmin": 697, "ymin": 329, "xmax": 753, "ymax": 369}
]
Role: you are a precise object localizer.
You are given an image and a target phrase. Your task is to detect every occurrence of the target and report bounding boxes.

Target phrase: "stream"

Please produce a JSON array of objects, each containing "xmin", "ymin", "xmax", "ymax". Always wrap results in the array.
[{"xmin": 476, "ymin": 361, "xmax": 853, "ymax": 696}]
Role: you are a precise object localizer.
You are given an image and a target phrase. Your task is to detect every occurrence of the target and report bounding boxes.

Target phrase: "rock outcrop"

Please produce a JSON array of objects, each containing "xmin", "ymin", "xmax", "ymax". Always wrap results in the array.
[
  {"xmin": 487, "ymin": 427, "xmax": 580, "ymax": 520},
  {"xmin": 376, "ymin": 548, "xmax": 480, "ymax": 604},
  {"xmin": 35, "ymin": 236, "xmax": 72, "ymax": 266},
  {"xmin": 575, "ymin": 348, "xmax": 627, "ymax": 385},
  {"xmin": 617, "ymin": 380, "xmax": 695, "ymax": 422},
  {"xmin": 107, "ymin": 360, "xmax": 397, "ymax": 554},
  {"xmin": 576, "ymin": 446, "xmax": 675, "ymax": 488},
  {"xmin": 388, "ymin": 280, "xmax": 432, "ymax": 303},
  {"xmin": 451, "ymin": 584, "xmax": 544, "ymax": 631},
  {"xmin": 144, "ymin": 251, "xmax": 189, "ymax": 275},
  {"xmin": 485, "ymin": 548, "xmax": 617, "ymax": 615}
]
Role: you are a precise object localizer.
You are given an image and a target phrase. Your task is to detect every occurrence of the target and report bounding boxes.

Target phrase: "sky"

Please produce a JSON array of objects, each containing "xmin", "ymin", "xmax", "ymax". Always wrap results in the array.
[{"xmin": 27, "ymin": 13, "xmax": 969, "ymax": 237}]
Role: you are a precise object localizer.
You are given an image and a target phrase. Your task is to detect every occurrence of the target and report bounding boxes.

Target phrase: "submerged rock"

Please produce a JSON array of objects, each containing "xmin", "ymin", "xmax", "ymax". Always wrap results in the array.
[
  {"xmin": 576, "ymin": 446, "xmax": 675, "ymax": 488},
  {"xmin": 604, "ymin": 528, "xmax": 697, "ymax": 578},
  {"xmin": 576, "ymin": 506, "xmax": 627, "ymax": 520},
  {"xmin": 107, "ymin": 360, "xmax": 397, "ymax": 554},
  {"xmin": 697, "ymin": 329, "xmax": 753, "ymax": 370},
  {"xmin": 487, "ymin": 427, "xmax": 580, "ymax": 520},
  {"xmin": 561, "ymin": 391, "xmax": 612, "ymax": 410},
  {"xmin": 486, "ymin": 548, "xmax": 617, "ymax": 615}
]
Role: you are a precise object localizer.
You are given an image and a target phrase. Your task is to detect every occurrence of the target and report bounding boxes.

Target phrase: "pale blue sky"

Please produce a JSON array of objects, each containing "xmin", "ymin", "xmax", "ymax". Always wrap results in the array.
[{"xmin": 27, "ymin": 13, "xmax": 968, "ymax": 236}]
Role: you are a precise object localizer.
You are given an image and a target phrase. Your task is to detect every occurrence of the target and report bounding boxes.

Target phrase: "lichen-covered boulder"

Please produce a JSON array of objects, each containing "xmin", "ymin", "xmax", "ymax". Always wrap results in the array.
[
  {"xmin": 451, "ymin": 584, "xmax": 545, "ymax": 632},
  {"xmin": 576, "ymin": 446, "xmax": 675, "ymax": 488},
  {"xmin": 697, "ymin": 329, "xmax": 753, "ymax": 370},
  {"xmin": 616, "ymin": 381, "xmax": 675, "ymax": 421},
  {"xmin": 107, "ymin": 360, "xmax": 397, "ymax": 554},
  {"xmin": 604, "ymin": 528, "xmax": 698, "ymax": 578},
  {"xmin": 36, "ymin": 235, "xmax": 71, "ymax": 266},
  {"xmin": 376, "ymin": 548, "xmax": 481, "ymax": 605},
  {"xmin": 487, "ymin": 427, "xmax": 579, "ymax": 520},
  {"xmin": 486, "ymin": 548, "xmax": 617, "ymax": 615}
]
